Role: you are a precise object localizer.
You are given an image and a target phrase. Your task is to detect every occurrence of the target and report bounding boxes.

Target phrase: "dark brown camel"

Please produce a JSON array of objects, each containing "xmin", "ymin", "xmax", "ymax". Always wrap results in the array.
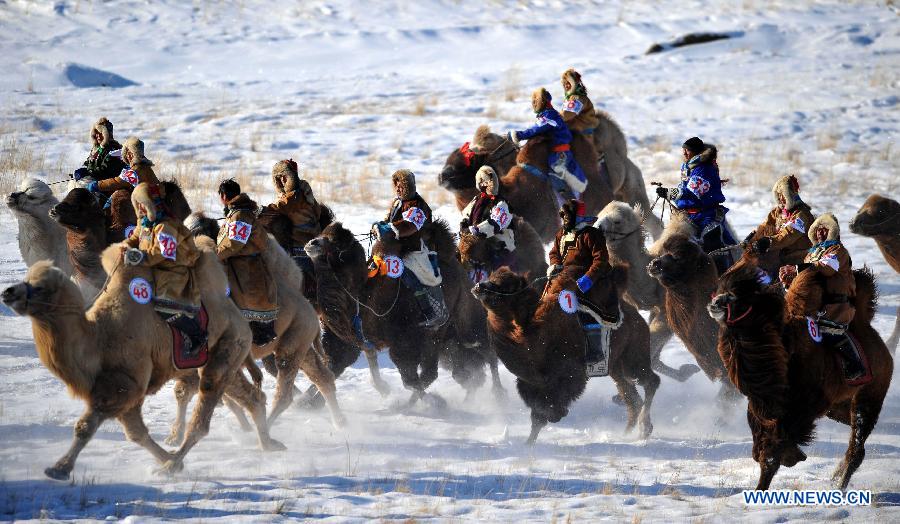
[
  {"xmin": 647, "ymin": 233, "xmax": 739, "ymax": 402},
  {"xmin": 709, "ymin": 263, "xmax": 893, "ymax": 490},
  {"xmin": 456, "ymin": 217, "xmax": 548, "ymax": 283},
  {"xmin": 472, "ymin": 265, "xmax": 659, "ymax": 444},
  {"xmin": 49, "ymin": 188, "xmax": 110, "ymax": 300},
  {"xmin": 851, "ymin": 194, "xmax": 900, "ymax": 354},
  {"xmin": 305, "ymin": 220, "xmax": 505, "ymax": 407},
  {"xmin": 439, "ymin": 125, "xmax": 520, "ymax": 211}
]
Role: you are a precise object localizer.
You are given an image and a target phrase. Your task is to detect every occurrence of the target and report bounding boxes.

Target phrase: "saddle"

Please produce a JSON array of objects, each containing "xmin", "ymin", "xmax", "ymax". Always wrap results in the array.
[
  {"xmin": 577, "ymin": 302, "xmax": 623, "ymax": 378},
  {"xmin": 171, "ymin": 306, "xmax": 209, "ymax": 370}
]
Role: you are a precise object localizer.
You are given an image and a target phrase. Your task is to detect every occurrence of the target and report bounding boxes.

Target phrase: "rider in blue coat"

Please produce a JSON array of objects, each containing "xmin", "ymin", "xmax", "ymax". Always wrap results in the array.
[
  {"xmin": 656, "ymin": 137, "xmax": 736, "ymax": 272},
  {"xmin": 509, "ymin": 88, "xmax": 587, "ymax": 199}
]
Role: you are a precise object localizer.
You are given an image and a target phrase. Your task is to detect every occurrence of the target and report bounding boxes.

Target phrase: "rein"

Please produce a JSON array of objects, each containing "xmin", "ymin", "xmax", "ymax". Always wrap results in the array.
[
  {"xmin": 323, "ymin": 248, "xmax": 401, "ymax": 318},
  {"xmin": 477, "ymin": 275, "xmax": 551, "ymax": 297},
  {"xmin": 725, "ymin": 303, "xmax": 753, "ymax": 325}
]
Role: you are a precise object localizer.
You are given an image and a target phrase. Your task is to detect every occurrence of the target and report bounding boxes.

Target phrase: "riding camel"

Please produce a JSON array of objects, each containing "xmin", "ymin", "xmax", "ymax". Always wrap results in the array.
[
  {"xmin": 6, "ymin": 178, "xmax": 72, "ymax": 274},
  {"xmin": 456, "ymin": 217, "xmax": 548, "ymax": 283}
]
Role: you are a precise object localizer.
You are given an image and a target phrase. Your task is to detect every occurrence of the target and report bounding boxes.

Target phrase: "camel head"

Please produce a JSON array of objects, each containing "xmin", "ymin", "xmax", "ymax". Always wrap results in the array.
[
  {"xmin": 457, "ymin": 232, "xmax": 492, "ymax": 270},
  {"xmin": 850, "ymin": 194, "xmax": 900, "ymax": 237},
  {"xmin": 305, "ymin": 222, "xmax": 366, "ymax": 275},
  {"xmin": 1, "ymin": 260, "xmax": 84, "ymax": 316},
  {"xmin": 708, "ymin": 262, "xmax": 784, "ymax": 327},
  {"xmin": 6, "ymin": 178, "xmax": 57, "ymax": 217},
  {"xmin": 471, "ymin": 266, "xmax": 534, "ymax": 312},
  {"xmin": 596, "ymin": 201, "xmax": 645, "ymax": 245},
  {"xmin": 647, "ymin": 234, "xmax": 715, "ymax": 288},
  {"xmin": 49, "ymin": 188, "xmax": 104, "ymax": 233},
  {"xmin": 160, "ymin": 180, "xmax": 193, "ymax": 222},
  {"xmin": 185, "ymin": 212, "xmax": 220, "ymax": 241},
  {"xmin": 439, "ymin": 125, "xmax": 506, "ymax": 191}
]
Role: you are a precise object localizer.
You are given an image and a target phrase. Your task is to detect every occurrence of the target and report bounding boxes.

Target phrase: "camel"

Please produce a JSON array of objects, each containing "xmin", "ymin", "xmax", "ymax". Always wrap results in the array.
[
  {"xmin": 647, "ymin": 227, "xmax": 739, "ymax": 402},
  {"xmin": 6, "ymin": 178, "xmax": 72, "ymax": 274},
  {"xmin": 306, "ymin": 220, "xmax": 504, "ymax": 406},
  {"xmin": 439, "ymin": 125, "xmax": 520, "ymax": 211},
  {"xmin": 0, "ymin": 238, "xmax": 283, "ymax": 481},
  {"xmin": 49, "ymin": 188, "xmax": 110, "ymax": 300},
  {"xmin": 472, "ymin": 265, "xmax": 659, "ymax": 444},
  {"xmin": 596, "ymin": 201, "xmax": 700, "ymax": 382},
  {"xmin": 456, "ymin": 217, "xmax": 547, "ymax": 282},
  {"xmin": 708, "ymin": 263, "xmax": 892, "ymax": 490},
  {"xmin": 171, "ymin": 212, "xmax": 345, "ymax": 445},
  {"xmin": 850, "ymin": 194, "xmax": 900, "ymax": 354}
]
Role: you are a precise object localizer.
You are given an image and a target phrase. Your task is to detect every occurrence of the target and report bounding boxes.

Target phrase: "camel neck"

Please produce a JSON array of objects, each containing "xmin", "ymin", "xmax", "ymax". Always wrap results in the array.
[{"xmin": 31, "ymin": 308, "xmax": 99, "ymax": 400}]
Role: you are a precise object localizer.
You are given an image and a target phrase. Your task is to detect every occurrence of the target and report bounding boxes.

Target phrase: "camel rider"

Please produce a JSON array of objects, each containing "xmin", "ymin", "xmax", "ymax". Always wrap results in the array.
[
  {"xmin": 87, "ymin": 136, "xmax": 160, "ymax": 198},
  {"xmin": 656, "ymin": 136, "xmax": 736, "ymax": 273},
  {"xmin": 508, "ymin": 88, "xmax": 588, "ymax": 199},
  {"xmin": 460, "ymin": 166, "xmax": 516, "ymax": 271},
  {"xmin": 260, "ymin": 159, "xmax": 322, "ymax": 275},
  {"xmin": 779, "ymin": 213, "xmax": 864, "ymax": 380},
  {"xmin": 123, "ymin": 182, "xmax": 205, "ymax": 357},
  {"xmin": 559, "ymin": 68, "xmax": 600, "ymax": 135},
  {"xmin": 548, "ymin": 199, "xmax": 616, "ymax": 372},
  {"xmin": 374, "ymin": 169, "xmax": 449, "ymax": 329},
  {"xmin": 216, "ymin": 179, "xmax": 279, "ymax": 347},
  {"xmin": 742, "ymin": 175, "xmax": 815, "ymax": 279},
  {"xmin": 72, "ymin": 117, "xmax": 125, "ymax": 183}
]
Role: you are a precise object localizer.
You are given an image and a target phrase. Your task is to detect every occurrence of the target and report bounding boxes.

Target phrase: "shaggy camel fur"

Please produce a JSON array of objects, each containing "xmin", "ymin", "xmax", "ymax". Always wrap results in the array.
[
  {"xmin": 6, "ymin": 178, "xmax": 72, "ymax": 274},
  {"xmin": 590, "ymin": 111, "xmax": 664, "ymax": 239},
  {"xmin": 439, "ymin": 125, "xmax": 520, "ymax": 211},
  {"xmin": 472, "ymin": 266, "xmax": 659, "ymax": 444},
  {"xmin": 851, "ymin": 194, "xmax": 900, "ymax": 354},
  {"xmin": 502, "ymin": 133, "xmax": 611, "ymax": 241},
  {"xmin": 0, "ymin": 239, "xmax": 282, "ymax": 481},
  {"xmin": 596, "ymin": 201, "xmax": 700, "ymax": 382},
  {"xmin": 709, "ymin": 263, "xmax": 892, "ymax": 490},
  {"xmin": 168, "ymin": 212, "xmax": 345, "ymax": 446},
  {"xmin": 306, "ymin": 221, "xmax": 504, "ymax": 406},
  {"xmin": 647, "ymin": 228, "xmax": 739, "ymax": 402},
  {"xmin": 456, "ymin": 217, "xmax": 547, "ymax": 281},
  {"xmin": 49, "ymin": 188, "xmax": 109, "ymax": 300}
]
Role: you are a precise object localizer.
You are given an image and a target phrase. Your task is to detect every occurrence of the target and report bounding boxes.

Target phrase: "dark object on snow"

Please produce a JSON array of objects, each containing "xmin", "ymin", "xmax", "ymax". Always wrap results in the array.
[{"xmin": 646, "ymin": 32, "xmax": 733, "ymax": 54}]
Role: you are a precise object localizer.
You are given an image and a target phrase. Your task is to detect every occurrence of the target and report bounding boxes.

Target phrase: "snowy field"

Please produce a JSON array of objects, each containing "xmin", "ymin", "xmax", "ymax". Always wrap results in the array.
[{"xmin": 1, "ymin": 0, "xmax": 899, "ymax": 521}]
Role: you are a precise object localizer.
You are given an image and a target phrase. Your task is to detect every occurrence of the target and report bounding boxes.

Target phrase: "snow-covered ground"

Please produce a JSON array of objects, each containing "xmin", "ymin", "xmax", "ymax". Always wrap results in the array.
[{"xmin": 1, "ymin": 0, "xmax": 898, "ymax": 521}]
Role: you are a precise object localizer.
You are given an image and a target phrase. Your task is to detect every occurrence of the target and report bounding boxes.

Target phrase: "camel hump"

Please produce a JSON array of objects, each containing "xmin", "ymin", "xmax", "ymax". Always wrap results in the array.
[{"xmin": 851, "ymin": 266, "xmax": 878, "ymax": 327}]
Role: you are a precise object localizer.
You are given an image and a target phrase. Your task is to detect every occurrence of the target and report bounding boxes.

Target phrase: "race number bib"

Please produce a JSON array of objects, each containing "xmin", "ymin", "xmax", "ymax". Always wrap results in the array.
[
  {"xmin": 119, "ymin": 168, "xmax": 140, "ymax": 187},
  {"xmin": 806, "ymin": 316, "xmax": 822, "ymax": 343},
  {"xmin": 157, "ymin": 232, "xmax": 178, "ymax": 261},
  {"xmin": 562, "ymin": 98, "xmax": 584, "ymax": 114},
  {"xmin": 819, "ymin": 253, "xmax": 840, "ymax": 271},
  {"xmin": 383, "ymin": 255, "xmax": 404, "ymax": 278},
  {"xmin": 124, "ymin": 224, "xmax": 136, "ymax": 239},
  {"xmin": 537, "ymin": 115, "xmax": 558, "ymax": 127},
  {"xmin": 490, "ymin": 202, "xmax": 512, "ymax": 229},
  {"xmin": 402, "ymin": 207, "xmax": 427, "ymax": 230},
  {"xmin": 687, "ymin": 175, "xmax": 711, "ymax": 197},
  {"xmin": 225, "ymin": 285, "xmax": 231, "ymax": 297},
  {"xmin": 786, "ymin": 217, "xmax": 806, "ymax": 233},
  {"xmin": 558, "ymin": 290, "xmax": 578, "ymax": 314},
  {"xmin": 129, "ymin": 277, "xmax": 153, "ymax": 305},
  {"xmin": 227, "ymin": 220, "xmax": 252, "ymax": 244},
  {"xmin": 469, "ymin": 268, "xmax": 489, "ymax": 284}
]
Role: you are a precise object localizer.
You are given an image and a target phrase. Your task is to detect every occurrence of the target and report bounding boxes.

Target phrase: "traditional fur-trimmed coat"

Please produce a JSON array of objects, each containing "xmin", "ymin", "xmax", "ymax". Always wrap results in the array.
[
  {"xmin": 217, "ymin": 194, "xmax": 278, "ymax": 319},
  {"xmin": 97, "ymin": 161, "xmax": 159, "ymax": 195},
  {"xmin": 798, "ymin": 213, "xmax": 855, "ymax": 325},
  {"xmin": 752, "ymin": 203, "xmax": 815, "ymax": 269},
  {"xmin": 261, "ymin": 190, "xmax": 322, "ymax": 250},
  {"xmin": 386, "ymin": 193, "xmax": 433, "ymax": 253},
  {"xmin": 81, "ymin": 118, "xmax": 125, "ymax": 181},
  {"xmin": 461, "ymin": 193, "xmax": 515, "ymax": 251},
  {"xmin": 124, "ymin": 217, "xmax": 201, "ymax": 313}
]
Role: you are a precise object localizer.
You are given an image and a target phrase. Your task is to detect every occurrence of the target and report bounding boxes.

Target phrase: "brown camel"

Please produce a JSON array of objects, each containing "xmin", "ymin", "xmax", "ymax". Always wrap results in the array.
[
  {"xmin": 647, "ymin": 231, "xmax": 739, "ymax": 402},
  {"xmin": 456, "ymin": 216, "xmax": 548, "ymax": 282},
  {"xmin": 168, "ymin": 213, "xmax": 345, "ymax": 444},
  {"xmin": 0, "ymin": 238, "xmax": 282, "ymax": 481},
  {"xmin": 472, "ymin": 265, "xmax": 659, "ymax": 444},
  {"xmin": 6, "ymin": 178, "xmax": 72, "ymax": 274},
  {"xmin": 439, "ymin": 125, "xmax": 520, "ymax": 211},
  {"xmin": 596, "ymin": 201, "xmax": 700, "ymax": 382},
  {"xmin": 851, "ymin": 194, "xmax": 900, "ymax": 354},
  {"xmin": 709, "ymin": 263, "xmax": 892, "ymax": 490},
  {"xmin": 49, "ymin": 188, "xmax": 110, "ymax": 300},
  {"xmin": 306, "ymin": 220, "xmax": 504, "ymax": 406}
]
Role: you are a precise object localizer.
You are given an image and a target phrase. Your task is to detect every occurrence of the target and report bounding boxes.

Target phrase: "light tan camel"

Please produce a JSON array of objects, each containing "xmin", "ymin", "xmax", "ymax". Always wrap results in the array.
[
  {"xmin": 0, "ymin": 237, "xmax": 282, "ymax": 481},
  {"xmin": 6, "ymin": 178, "xmax": 72, "ymax": 274}
]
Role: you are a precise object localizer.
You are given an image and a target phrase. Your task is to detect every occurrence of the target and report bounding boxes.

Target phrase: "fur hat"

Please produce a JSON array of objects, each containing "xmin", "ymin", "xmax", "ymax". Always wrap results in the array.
[
  {"xmin": 772, "ymin": 175, "xmax": 802, "ymax": 210},
  {"xmin": 470, "ymin": 125, "xmax": 492, "ymax": 152},
  {"xmin": 560, "ymin": 68, "xmax": 586, "ymax": 96},
  {"xmin": 272, "ymin": 159, "xmax": 300, "ymax": 194},
  {"xmin": 91, "ymin": 117, "xmax": 114, "ymax": 147},
  {"xmin": 392, "ymin": 169, "xmax": 416, "ymax": 199},
  {"xmin": 122, "ymin": 136, "xmax": 152, "ymax": 166},
  {"xmin": 560, "ymin": 199, "xmax": 586, "ymax": 218},
  {"xmin": 682, "ymin": 136, "xmax": 705, "ymax": 155},
  {"xmin": 131, "ymin": 182, "xmax": 164, "ymax": 222},
  {"xmin": 531, "ymin": 88, "xmax": 552, "ymax": 113},
  {"xmin": 808, "ymin": 212, "xmax": 840, "ymax": 243},
  {"xmin": 475, "ymin": 166, "xmax": 499, "ymax": 196}
]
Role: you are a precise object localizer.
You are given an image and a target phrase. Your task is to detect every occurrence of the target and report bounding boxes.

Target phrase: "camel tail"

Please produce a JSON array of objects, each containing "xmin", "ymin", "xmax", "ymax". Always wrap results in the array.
[
  {"xmin": 244, "ymin": 355, "xmax": 263, "ymax": 389},
  {"xmin": 852, "ymin": 266, "xmax": 878, "ymax": 329},
  {"xmin": 310, "ymin": 331, "xmax": 331, "ymax": 368}
]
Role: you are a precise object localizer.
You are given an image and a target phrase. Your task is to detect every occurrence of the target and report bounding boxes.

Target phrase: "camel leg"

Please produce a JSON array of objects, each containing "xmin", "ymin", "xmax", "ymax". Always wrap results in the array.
[
  {"xmin": 835, "ymin": 402, "xmax": 879, "ymax": 490},
  {"xmin": 364, "ymin": 347, "xmax": 391, "ymax": 397},
  {"xmin": 45, "ymin": 409, "xmax": 106, "ymax": 481},
  {"xmin": 267, "ymin": 350, "xmax": 300, "ymax": 427},
  {"xmin": 224, "ymin": 369, "xmax": 285, "ymax": 451},
  {"xmin": 648, "ymin": 313, "xmax": 700, "ymax": 382},
  {"xmin": 224, "ymin": 396, "xmax": 254, "ymax": 432},
  {"xmin": 166, "ymin": 375, "xmax": 199, "ymax": 446},
  {"xmin": 297, "ymin": 341, "xmax": 345, "ymax": 428},
  {"xmin": 526, "ymin": 410, "xmax": 548, "ymax": 446},
  {"xmin": 636, "ymin": 369, "xmax": 660, "ymax": 439},
  {"xmin": 887, "ymin": 305, "xmax": 900, "ymax": 356},
  {"xmin": 750, "ymin": 412, "xmax": 783, "ymax": 490},
  {"xmin": 467, "ymin": 340, "xmax": 506, "ymax": 400},
  {"xmin": 611, "ymin": 366, "xmax": 643, "ymax": 434},
  {"xmin": 119, "ymin": 402, "xmax": 176, "ymax": 464},
  {"xmin": 716, "ymin": 379, "xmax": 742, "ymax": 407}
]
